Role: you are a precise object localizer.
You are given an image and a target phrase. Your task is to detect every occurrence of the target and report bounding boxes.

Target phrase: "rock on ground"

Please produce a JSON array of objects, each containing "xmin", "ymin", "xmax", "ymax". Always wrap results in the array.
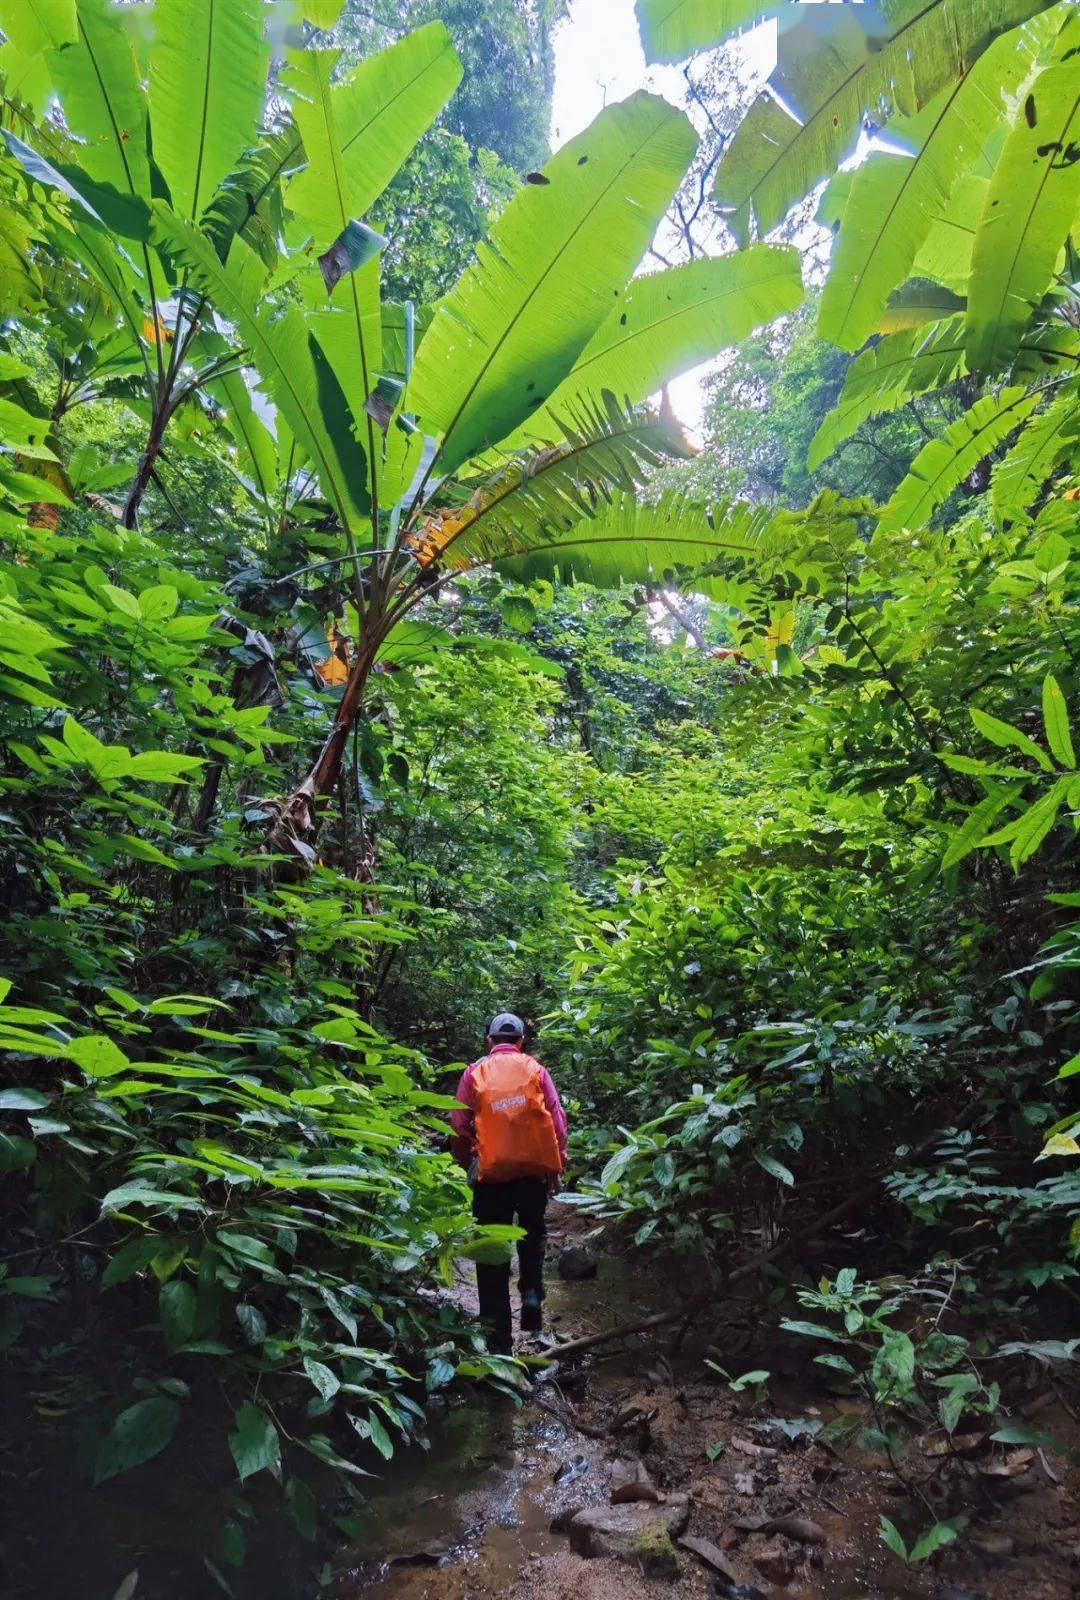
[{"xmin": 568, "ymin": 1494, "xmax": 691, "ymax": 1577}]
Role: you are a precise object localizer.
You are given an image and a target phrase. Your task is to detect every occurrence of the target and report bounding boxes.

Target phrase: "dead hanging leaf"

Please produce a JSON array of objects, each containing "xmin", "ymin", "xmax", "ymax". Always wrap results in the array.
[
  {"xmin": 141, "ymin": 312, "xmax": 172, "ymax": 346},
  {"xmin": 404, "ymin": 510, "xmax": 469, "ymax": 571},
  {"xmin": 314, "ymin": 621, "xmax": 350, "ymax": 687}
]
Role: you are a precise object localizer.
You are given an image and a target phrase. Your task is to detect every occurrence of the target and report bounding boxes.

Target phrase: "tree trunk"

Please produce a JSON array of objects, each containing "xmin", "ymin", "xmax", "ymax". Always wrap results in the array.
[
  {"xmin": 265, "ymin": 638, "xmax": 377, "ymax": 863},
  {"xmin": 122, "ymin": 408, "xmax": 168, "ymax": 529}
]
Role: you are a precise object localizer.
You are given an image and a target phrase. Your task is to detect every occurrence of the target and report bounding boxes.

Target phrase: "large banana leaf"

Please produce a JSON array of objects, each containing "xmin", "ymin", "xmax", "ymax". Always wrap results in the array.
[
  {"xmin": 47, "ymin": 0, "xmax": 149, "ymax": 200},
  {"xmin": 489, "ymin": 489, "xmax": 780, "ymax": 587},
  {"xmin": 877, "ymin": 386, "xmax": 1039, "ymax": 533},
  {"xmin": 714, "ymin": 0, "xmax": 1052, "ymax": 244},
  {"xmin": 877, "ymin": 279, "xmax": 967, "ymax": 334},
  {"xmin": 153, "ymin": 207, "xmax": 368, "ymax": 531},
  {"xmin": 807, "ymin": 317, "xmax": 969, "ymax": 470},
  {"xmin": 148, "ymin": 0, "xmax": 267, "ymax": 223},
  {"xmin": 818, "ymin": 17, "xmax": 1051, "ymax": 353},
  {"xmin": 4, "ymin": 1, "xmax": 77, "ymax": 53},
  {"xmin": 202, "ymin": 128, "xmax": 296, "ymax": 267},
  {"xmin": 635, "ymin": 0, "xmax": 786, "ymax": 61},
  {"xmin": 911, "ymin": 173, "xmax": 988, "ymax": 287},
  {"xmin": 494, "ymin": 245, "xmax": 803, "ymax": 456},
  {"xmin": 990, "ymin": 383, "xmax": 1080, "ymax": 526},
  {"xmin": 407, "ymin": 396, "xmax": 689, "ymax": 573},
  {"xmin": 284, "ymin": 24, "xmax": 461, "ymax": 250},
  {"xmin": 967, "ymin": 19, "xmax": 1080, "ymax": 371},
  {"xmin": 406, "ymin": 92, "xmax": 697, "ymax": 476},
  {"xmin": 205, "ymin": 364, "xmax": 282, "ymax": 515}
]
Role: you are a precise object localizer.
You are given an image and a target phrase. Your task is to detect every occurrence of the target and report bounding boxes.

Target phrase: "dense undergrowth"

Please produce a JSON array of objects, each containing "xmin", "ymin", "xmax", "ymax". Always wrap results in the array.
[{"xmin": 1, "ymin": 0, "xmax": 1079, "ymax": 1594}]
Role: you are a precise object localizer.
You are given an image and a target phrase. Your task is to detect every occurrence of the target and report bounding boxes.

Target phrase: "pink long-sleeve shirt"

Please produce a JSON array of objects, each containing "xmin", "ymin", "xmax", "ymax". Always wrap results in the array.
[{"xmin": 450, "ymin": 1042, "xmax": 568, "ymax": 1171}]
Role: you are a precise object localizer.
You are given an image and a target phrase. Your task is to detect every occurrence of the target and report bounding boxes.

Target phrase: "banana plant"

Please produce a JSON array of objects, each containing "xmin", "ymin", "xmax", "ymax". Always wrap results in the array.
[
  {"xmin": 155, "ymin": 76, "xmax": 804, "ymax": 859},
  {"xmin": 0, "ymin": 1, "xmax": 805, "ymax": 861}
]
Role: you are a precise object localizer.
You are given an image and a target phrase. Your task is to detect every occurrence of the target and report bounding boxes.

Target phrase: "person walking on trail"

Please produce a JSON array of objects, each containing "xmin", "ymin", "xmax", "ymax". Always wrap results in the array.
[{"xmin": 450, "ymin": 1013, "xmax": 567, "ymax": 1355}]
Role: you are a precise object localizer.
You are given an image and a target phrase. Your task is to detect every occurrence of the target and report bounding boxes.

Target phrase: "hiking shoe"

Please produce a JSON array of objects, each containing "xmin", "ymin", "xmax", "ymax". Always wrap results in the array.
[{"xmin": 520, "ymin": 1291, "xmax": 543, "ymax": 1333}]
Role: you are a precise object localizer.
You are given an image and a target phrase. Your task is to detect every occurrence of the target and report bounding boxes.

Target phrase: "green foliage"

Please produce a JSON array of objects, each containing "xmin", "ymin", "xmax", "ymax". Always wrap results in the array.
[{"xmin": 3, "ymin": 0, "xmax": 1080, "ymax": 1588}]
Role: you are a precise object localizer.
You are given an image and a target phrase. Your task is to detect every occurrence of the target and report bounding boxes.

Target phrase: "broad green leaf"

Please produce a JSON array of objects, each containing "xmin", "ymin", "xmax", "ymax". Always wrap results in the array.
[
  {"xmin": 877, "ymin": 386, "xmax": 1038, "ymax": 534},
  {"xmin": 205, "ymin": 367, "xmax": 280, "ymax": 511},
  {"xmin": 304, "ymin": 0, "xmax": 344, "ymax": 24},
  {"xmin": 498, "ymin": 245, "xmax": 803, "ymax": 455},
  {"xmin": 819, "ymin": 17, "xmax": 1052, "ymax": 352},
  {"xmin": 0, "ymin": 40, "xmax": 53, "ymax": 117},
  {"xmin": 808, "ymin": 316, "xmax": 967, "ymax": 470},
  {"xmin": 715, "ymin": 0, "xmax": 1048, "ymax": 243},
  {"xmin": 4, "ymin": 0, "xmax": 77, "ymax": 52},
  {"xmin": 881, "ymin": 1330, "xmax": 916, "ymax": 1386},
  {"xmin": 68, "ymin": 1033, "xmax": 130, "ymax": 1078},
  {"xmin": 912, "ymin": 172, "xmax": 987, "ymax": 286},
  {"xmin": 1, "ymin": 128, "xmax": 149, "ymax": 239},
  {"xmin": 125, "ymin": 751, "xmax": 205, "ymax": 783},
  {"xmin": 407, "ymin": 92, "xmax": 697, "ymax": 474},
  {"xmin": 990, "ymin": 385, "xmax": 1080, "ymax": 527},
  {"xmin": 971, "ymin": 707, "xmax": 1054, "ymax": 770},
  {"xmin": 94, "ymin": 1398, "xmax": 181, "ymax": 1483},
  {"xmin": 101, "ymin": 1238, "xmax": 161, "ymax": 1289},
  {"xmin": 1009, "ymin": 777, "xmax": 1070, "ymax": 866},
  {"xmin": 228, "ymin": 1401, "xmax": 280, "ymax": 1481},
  {"xmin": 1042, "ymin": 673, "xmax": 1075, "ymax": 767},
  {"xmin": 152, "ymin": 211, "xmax": 369, "ymax": 529},
  {"xmin": 635, "ymin": 0, "xmax": 785, "ymax": 62},
  {"xmin": 409, "ymin": 399, "xmax": 695, "ymax": 574},
  {"xmin": 754, "ymin": 1150, "xmax": 794, "ymax": 1185},
  {"xmin": 879, "ymin": 1515, "xmax": 909, "ymax": 1562},
  {"xmin": 877, "ymin": 278, "xmax": 967, "ymax": 334},
  {"xmin": 968, "ymin": 22, "xmax": 1080, "ymax": 370},
  {"xmin": 0, "ymin": 1087, "xmax": 50, "ymax": 1110},
  {"xmin": 285, "ymin": 24, "xmax": 462, "ymax": 248},
  {"xmin": 277, "ymin": 33, "xmax": 453, "ymax": 507},
  {"xmin": 159, "ymin": 1279, "xmax": 196, "ymax": 1348},
  {"xmin": 303, "ymin": 1356, "xmax": 340, "ymax": 1400},
  {"xmin": 149, "ymin": 0, "xmax": 268, "ymax": 222},
  {"xmin": 491, "ymin": 488, "xmax": 786, "ymax": 589},
  {"xmin": 941, "ymin": 783, "xmax": 1023, "ymax": 868},
  {"xmin": 910, "ymin": 1519, "xmax": 964, "ymax": 1562},
  {"xmin": 48, "ymin": 0, "xmax": 150, "ymax": 200}
]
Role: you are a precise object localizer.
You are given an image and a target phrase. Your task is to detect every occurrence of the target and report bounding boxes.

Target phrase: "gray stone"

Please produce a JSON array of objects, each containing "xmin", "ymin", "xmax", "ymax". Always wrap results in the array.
[
  {"xmin": 558, "ymin": 1245, "xmax": 599, "ymax": 1281},
  {"xmin": 568, "ymin": 1493, "xmax": 690, "ymax": 1575}
]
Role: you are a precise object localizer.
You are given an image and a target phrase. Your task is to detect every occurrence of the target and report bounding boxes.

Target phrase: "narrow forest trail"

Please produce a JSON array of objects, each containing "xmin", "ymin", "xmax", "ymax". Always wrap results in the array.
[{"xmin": 327, "ymin": 1212, "xmax": 1080, "ymax": 1600}]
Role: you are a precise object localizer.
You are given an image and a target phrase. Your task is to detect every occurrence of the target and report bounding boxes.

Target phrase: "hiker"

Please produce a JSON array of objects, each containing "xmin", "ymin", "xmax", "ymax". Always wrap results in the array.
[{"xmin": 450, "ymin": 1012, "xmax": 567, "ymax": 1354}]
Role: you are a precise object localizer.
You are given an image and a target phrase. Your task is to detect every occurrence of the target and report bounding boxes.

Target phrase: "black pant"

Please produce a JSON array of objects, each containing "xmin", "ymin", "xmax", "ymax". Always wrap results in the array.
[{"xmin": 471, "ymin": 1177, "xmax": 548, "ymax": 1348}]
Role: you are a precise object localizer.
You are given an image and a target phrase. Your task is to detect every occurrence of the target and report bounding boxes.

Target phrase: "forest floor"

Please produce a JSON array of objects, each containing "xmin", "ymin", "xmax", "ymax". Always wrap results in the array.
[{"xmin": 330, "ymin": 1209, "xmax": 1080, "ymax": 1600}]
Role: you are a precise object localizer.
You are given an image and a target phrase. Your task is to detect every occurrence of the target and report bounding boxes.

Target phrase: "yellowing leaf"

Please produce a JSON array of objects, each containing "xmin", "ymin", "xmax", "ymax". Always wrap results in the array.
[
  {"xmin": 1037, "ymin": 1132, "xmax": 1080, "ymax": 1160},
  {"xmin": 314, "ymin": 621, "xmax": 350, "ymax": 686}
]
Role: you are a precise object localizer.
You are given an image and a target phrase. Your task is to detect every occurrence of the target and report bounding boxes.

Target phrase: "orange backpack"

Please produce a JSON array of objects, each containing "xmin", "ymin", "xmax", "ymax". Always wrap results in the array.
[{"xmin": 472, "ymin": 1052, "xmax": 563, "ymax": 1183}]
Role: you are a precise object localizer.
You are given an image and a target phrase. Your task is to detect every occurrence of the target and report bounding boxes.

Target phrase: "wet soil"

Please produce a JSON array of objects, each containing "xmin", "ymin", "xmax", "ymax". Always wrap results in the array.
[{"xmin": 328, "ymin": 1208, "xmax": 1080, "ymax": 1600}]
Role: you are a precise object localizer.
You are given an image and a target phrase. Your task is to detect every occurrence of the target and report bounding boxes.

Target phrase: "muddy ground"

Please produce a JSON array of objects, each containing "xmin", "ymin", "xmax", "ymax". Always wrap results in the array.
[{"xmin": 328, "ymin": 1208, "xmax": 1080, "ymax": 1600}]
